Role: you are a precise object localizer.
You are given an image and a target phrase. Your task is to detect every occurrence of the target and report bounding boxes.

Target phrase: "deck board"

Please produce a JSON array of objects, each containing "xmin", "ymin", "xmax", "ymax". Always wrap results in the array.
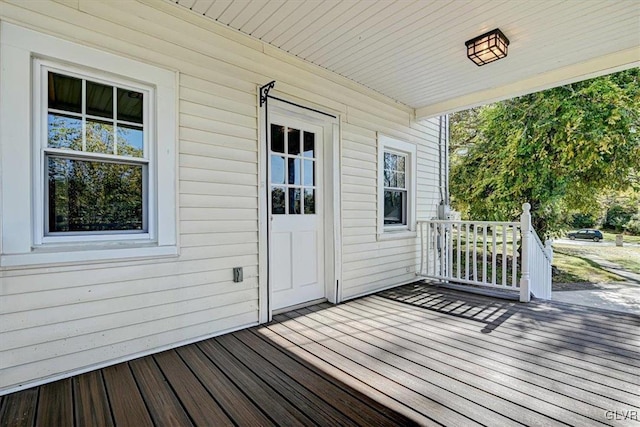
[
  {"xmin": 102, "ymin": 364, "xmax": 153, "ymax": 427},
  {"xmin": 2, "ymin": 283, "xmax": 639, "ymax": 426},
  {"xmin": 34, "ymin": 379, "xmax": 73, "ymax": 427}
]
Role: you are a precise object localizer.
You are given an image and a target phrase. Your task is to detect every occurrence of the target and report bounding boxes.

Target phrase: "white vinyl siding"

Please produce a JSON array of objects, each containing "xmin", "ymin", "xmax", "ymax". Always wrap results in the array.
[{"xmin": 0, "ymin": 0, "xmax": 441, "ymax": 393}]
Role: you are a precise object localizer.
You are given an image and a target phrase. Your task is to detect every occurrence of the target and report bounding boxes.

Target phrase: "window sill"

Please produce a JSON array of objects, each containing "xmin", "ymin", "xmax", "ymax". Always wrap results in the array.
[
  {"xmin": 377, "ymin": 230, "xmax": 418, "ymax": 241},
  {"xmin": 0, "ymin": 245, "xmax": 179, "ymax": 268}
]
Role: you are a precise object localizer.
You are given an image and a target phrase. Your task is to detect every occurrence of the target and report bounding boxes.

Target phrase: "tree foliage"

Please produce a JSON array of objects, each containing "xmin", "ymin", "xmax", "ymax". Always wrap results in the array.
[{"xmin": 450, "ymin": 69, "xmax": 640, "ymax": 238}]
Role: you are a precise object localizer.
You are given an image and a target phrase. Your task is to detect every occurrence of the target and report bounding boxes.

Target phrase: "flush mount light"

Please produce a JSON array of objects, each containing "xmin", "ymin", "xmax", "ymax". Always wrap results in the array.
[{"xmin": 465, "ymin": 28, "xmax": 510, "ymax": 66}]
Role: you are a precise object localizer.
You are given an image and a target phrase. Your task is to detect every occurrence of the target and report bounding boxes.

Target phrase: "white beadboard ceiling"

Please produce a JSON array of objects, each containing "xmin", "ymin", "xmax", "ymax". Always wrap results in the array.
[{"xmin": 173, "ymin": 0, "xmax": 640, "ymax": 118}]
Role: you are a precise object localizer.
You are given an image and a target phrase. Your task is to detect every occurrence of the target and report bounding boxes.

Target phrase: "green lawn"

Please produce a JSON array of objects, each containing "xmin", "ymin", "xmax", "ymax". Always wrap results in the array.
[
  {"xmin": 601, "ymin": 231, "xmax": 640, "ymax": 245},
  {"xmin": 552, "ymin": 243, "xmax": 640, "ymax": 283}
]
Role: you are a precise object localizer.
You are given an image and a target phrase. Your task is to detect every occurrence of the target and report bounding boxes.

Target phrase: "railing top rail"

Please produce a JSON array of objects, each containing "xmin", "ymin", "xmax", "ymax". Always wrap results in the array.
[
  {"xmin": 528, "ymin": 226, "xmax": 552, "ymax": 261},
  {"xmin": 416, "ymin": 219, "xmax": 521, "ymax": 227}
]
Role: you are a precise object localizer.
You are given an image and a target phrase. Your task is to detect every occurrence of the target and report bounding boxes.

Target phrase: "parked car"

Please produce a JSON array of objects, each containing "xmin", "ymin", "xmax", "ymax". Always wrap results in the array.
[{"xmin": 567, "ymin": 229, "xmax": 603, "ymax": 242}]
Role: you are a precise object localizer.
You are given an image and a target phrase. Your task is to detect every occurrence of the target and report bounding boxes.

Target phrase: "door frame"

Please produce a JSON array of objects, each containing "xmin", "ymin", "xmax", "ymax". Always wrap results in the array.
[{"xmin": 258, "ymin": 94, "xmax": 342, "ymax": 323}]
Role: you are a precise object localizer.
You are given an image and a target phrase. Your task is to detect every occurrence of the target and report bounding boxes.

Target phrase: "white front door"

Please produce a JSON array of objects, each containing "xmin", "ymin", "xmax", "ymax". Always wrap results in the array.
[{"xmin": 269, "ymin": 112, "xmax": 324, "ymax": 310}]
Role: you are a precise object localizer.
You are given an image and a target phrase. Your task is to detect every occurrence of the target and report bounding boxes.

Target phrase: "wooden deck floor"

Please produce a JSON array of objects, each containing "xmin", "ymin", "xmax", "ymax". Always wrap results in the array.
[{"xmin": 2, "ymin": 282, "xmax": 639, "ymax": 426}]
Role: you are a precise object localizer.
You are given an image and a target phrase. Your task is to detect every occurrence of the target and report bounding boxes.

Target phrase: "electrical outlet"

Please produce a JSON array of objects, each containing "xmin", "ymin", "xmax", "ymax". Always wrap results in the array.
[{"xmin": 233, "ymin": 267, "xmax": 243, "ymax": 283}]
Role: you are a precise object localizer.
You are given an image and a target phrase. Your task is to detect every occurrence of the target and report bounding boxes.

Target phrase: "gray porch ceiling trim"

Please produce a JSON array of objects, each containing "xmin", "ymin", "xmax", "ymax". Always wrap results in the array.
[{"xmin": 174, "ymin": 0, "xmax": 640, "ymax": 118}]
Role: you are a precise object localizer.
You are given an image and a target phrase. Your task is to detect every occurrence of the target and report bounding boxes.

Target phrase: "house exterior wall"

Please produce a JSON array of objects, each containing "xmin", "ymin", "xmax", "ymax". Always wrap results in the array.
[{"xmin": 0, "ymin": 0, "xmax": 442, "ymax": 393}]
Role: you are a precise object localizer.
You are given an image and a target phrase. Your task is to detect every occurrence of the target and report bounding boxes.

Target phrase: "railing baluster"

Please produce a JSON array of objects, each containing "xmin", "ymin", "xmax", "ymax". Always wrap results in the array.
[
  {"xmin": 456, "ymin": 223, "xmax": 461, "ymax": 280},
  {"xmin": 491, "ymin": 226, "xmax": 497, "ymax": 285},
  {"xmin": 448, "ymin": 223, "xmax": 454, "ymax": 279},
  {"xmin": 473, "ymin": 226, "xmax": 478, "ymax": 282},
  {"xmin": 420, "ymin": 222, "xmax": 425, "ymax": 275},
  {"xmin": 482, "ymin": 225, "xmax": 487, "ymax": 284},
  {"xmin": 465, "ymin": 224, "xmax": 470, "ymax": 280},
  {"xmin": 438, "ymin": 223, "xmax": 447, "ymax": 277},
  {"xmin": 512, "ymin": 226, "xmax": 518, "ymax": 288},
  {"xmin": 433, "ymin": 223, "xmax": 438, "ymax": 276},
  {"xmin": 502, "ymin": 225, "xmax": 507, "ymax": 287},
  {"xmin": 424, "ymin": 222, "xmax": 435, "ymax": 275}
]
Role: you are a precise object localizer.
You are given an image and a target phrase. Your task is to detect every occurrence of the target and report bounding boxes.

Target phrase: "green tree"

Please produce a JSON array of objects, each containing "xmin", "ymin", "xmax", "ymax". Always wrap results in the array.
[{"xmin": 450, "ymin": 69, "xmax": 640, "ymax": 238}]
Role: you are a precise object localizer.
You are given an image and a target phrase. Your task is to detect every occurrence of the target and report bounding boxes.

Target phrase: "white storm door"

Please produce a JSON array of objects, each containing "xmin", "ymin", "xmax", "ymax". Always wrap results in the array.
[{"xmin": 269, "ymin": 114, "xmax": 324, "ymax": 310}]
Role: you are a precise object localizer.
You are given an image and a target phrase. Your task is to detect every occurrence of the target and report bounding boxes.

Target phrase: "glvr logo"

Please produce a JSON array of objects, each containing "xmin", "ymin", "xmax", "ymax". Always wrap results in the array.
[{"xmin": 605, "ymin": 410, "xmax": 638, "ymax": 421}]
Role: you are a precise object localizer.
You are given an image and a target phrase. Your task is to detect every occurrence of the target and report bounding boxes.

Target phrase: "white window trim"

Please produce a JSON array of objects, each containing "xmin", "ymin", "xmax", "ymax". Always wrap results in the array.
[
  {"xmin": 0, "ymin": 23, "xmax": 178, "ymax": 267},
  {"xmin": 377, "ymin": 134, "xmax": 417, "ymax": 240}
]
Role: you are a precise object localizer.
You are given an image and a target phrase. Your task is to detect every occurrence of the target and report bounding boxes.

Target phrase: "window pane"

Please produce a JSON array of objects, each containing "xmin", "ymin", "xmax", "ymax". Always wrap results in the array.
[
  {"xmin": 86, "ymin": 81, "xmax": 114, "ymax": 119},
  {"xmin": 303, "ymin": 160, "xmax": 315, "ymax": 186},
  {"xmin": 86, "ymin": 119, "xmax": 115, "ymax": 154},
  {"xmin": 385, "ymin": 171, "xmax": 397, "ymax": 188},
  {"xmin": 48, "ymin": 113, "xmax": 83, "ymax": 150},
  {"xmin": 48, "ymin": 157, "xmax": 143, "ymax": 232},
  {"xmin": 384, "ymin": 152, "xmax": 396, "ymax": 171},
  {"xmin": 271, "ymin": 124, "xmax": 284, "ymax": 153},
  {"xmin": 272, "ymin": 187, "xmax": 285, "ymax": 214},
  {"xmin": 288, "ymin": 188, "xmax": 301, "ymax": 214},
  {"xmin": 288, "ymin": 158, "xmax": 301, "ymax": 185},
  {"xmin": 48, "ymin": 72, "xmax": 82, "ymax": 113},
  {"xmin": 384, "ymin": 190, "xmax": 406, "ymax": 225},
  {"xmin": 303, "ymin": 132, "xmax": 315, "ymax": 158},
  {"xmin": 117, "ymin": 88, "xmax": 143, "ymax": 124},
  {"xmin": 117, "ymin": 124, "xmax": 144, "ymax": 157},
  {"xmin": 397, "ymin": 172, "xmax": 405, "ymax": 189},
  {"xmin": 288, "ymin": 128, "xmax": 301, "ymax": 155},
  {"xmin": 304, "ymin": 189, "xmax": 315, "ymax": 214},
  {"xmin": 271, "ymin": 155, "xmax": 285, "ymax": 184},
  {"xmin": 397, "ymin": 156, "xmax": 405, "ymax": 172}
]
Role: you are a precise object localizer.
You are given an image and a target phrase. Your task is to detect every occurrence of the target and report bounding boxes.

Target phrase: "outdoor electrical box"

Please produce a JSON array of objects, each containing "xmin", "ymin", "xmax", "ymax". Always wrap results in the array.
[
  {"xmin": 233, "ymin": 267, "xmax": 243, "ymax": 283},
  {"xmin": 437, "ymin": 203, "xmax": 451, "ymax": 220}
]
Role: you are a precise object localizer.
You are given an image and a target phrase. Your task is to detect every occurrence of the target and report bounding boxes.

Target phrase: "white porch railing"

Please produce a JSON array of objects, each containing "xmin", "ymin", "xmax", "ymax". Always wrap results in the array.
[{"xmin": 417, "ymin": 203, "xmax": 552, "ymax": 302}]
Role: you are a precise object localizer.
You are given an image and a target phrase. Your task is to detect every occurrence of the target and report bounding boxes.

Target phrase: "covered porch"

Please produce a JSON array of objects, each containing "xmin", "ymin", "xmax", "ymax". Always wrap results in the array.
[{"xmin": 2, "ymin": 283, "xmax": 638, "ymax": 426}]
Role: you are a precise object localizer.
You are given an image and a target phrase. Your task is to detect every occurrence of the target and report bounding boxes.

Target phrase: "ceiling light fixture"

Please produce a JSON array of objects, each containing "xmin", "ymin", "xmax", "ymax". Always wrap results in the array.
[{"xmin": 465, "ymin": 28, "xmax": 510, "ymax": 66}]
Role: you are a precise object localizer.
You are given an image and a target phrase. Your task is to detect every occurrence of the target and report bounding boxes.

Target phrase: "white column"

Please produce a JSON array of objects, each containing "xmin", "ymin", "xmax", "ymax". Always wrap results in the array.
[{"xmin": 519, "ymin": 203, "xmax": 531, "ymax": 302}]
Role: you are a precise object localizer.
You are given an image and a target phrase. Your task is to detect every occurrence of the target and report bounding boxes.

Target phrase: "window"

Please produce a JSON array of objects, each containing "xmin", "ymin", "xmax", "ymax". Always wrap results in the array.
[
  {"xmin": 0, "ymin": 23, "xmax": 177, "ymax": 266},
  {"xmin": 383, "ymin": 151, "xmax": 408, "ymax": 226},
  {"xmin": 42, "ymin": 67, "xmax": 149, "ymax": 239},
  {"xmin": 378, "ymin": 134, "xmax": 417, "ymax": 238}
]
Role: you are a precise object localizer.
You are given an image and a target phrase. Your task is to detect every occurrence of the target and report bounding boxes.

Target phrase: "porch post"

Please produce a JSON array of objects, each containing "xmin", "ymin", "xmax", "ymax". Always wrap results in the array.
[{"xmin": 519, "ymin": 203, "xmax": 531, "ymax": 302}]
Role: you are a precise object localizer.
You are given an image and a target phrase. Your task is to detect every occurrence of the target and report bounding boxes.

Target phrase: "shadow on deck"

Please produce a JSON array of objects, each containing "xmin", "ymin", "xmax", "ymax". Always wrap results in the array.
[{"xmin": 1, "ymin": 282, "xmax": 639, "ymax": 426}]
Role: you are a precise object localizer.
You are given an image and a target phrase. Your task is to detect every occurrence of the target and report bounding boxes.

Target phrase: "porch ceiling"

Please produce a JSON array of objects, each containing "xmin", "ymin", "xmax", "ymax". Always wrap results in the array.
[{"xmin": 174, "ymin": 0, "xmax": 639, "ymax": 118}]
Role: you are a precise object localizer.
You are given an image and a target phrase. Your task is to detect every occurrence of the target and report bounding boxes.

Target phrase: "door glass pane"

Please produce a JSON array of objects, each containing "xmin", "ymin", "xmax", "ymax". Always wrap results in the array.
[
  {"xmin": 86, "ymin": 81, "xmax": 114, "ymax": 119},
  {"xmin": 304, "ymin": 189, "xmax": 315, "ymax": 214},
  {"xmin": 271, "ymin": 124, "xmax": 285, "ymax": 153},
  {"xmin": 384, "ymin": 190, "xmax": 405, "ymax": 225},
  {"xmin": 117, "ymin": 88, "xmax": 143, "ymax": 124},
  {"xmin": 288, "ymin": 128, "xmax": 301, "ymax": 155},
  {"xmin": 117, "ymin": 124, "xmax": 144, "ymax": 157},
  {"xmin": 86, "ymin": 119, "xmax": 115, "ymax": 154},
  {"xmin": 48, "ymin": 157, "xmax": 143, "ymax": 232},
  {"xmin": 272, "ymin": 187, "xmax": 285, "ymax": 214},
  {"xmin": 303, "ymin": 132, "xmax": 315, "ymax": 158},
  {"xmin": 288, "ymin": 188, "xmax": 301, "ymax": 214},
  {"xmin": 304, "ymin": 160, "xmax": 315, "ymax": 186},
  {"xmin": 48, "ymin": 114, "xmax": 83, "ymax": 150},
  {"xmin": 288, "ymin": 158, "xmax": 301, "ymax": 185},
  {"xmin": 48, "ymin": 72, "xmax": 82, "ymax": 113},
  {"xmin": 271, "ymin": 155, "xmax": 285, "ymax": 184}
]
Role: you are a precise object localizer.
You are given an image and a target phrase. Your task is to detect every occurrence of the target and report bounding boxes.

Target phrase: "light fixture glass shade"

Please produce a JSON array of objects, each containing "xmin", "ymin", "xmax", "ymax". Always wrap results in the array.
[{"xmin": 466, "ymin": 29, "xmax": 510, "ymax": 66}]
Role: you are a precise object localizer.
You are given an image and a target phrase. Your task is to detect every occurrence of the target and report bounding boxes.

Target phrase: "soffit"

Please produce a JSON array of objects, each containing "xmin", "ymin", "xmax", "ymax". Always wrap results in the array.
[{"xmin": 174, "ymin": 0, "xmax": 640, "ymax": 117}]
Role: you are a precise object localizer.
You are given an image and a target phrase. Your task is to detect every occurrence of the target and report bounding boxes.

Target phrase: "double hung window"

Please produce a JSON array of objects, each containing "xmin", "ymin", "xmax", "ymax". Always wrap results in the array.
[
  {"xmin": 377, "ymin": 134, "xmax": 417, "ymax": 237},
  {"xmin": 43, "ymin": 66, "xmax": 150, "ymax": 239}
]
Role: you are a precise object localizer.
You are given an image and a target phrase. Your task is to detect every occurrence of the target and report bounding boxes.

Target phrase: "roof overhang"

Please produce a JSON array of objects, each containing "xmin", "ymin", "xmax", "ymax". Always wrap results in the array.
[{"xmin": 175, "ymin": 0, "xmax": 640, "ymax": 118}]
